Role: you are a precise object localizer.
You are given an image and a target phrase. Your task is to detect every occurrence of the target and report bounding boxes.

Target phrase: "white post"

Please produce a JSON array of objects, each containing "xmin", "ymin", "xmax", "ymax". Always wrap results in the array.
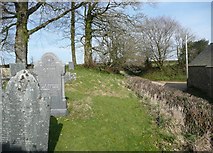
[{"xmin": 185, "ymin": 35, "xmax": 188, "ymax": 79}]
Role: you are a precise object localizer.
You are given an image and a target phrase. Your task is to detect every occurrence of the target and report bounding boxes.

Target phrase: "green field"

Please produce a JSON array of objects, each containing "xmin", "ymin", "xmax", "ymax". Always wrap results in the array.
[
  {"xmin": 48, "ymin": 66, "xmax": 171, "ymax": 151},
  {"xmin": 141, "ymin": 65, "xmax": 187, "ymax": 81}
]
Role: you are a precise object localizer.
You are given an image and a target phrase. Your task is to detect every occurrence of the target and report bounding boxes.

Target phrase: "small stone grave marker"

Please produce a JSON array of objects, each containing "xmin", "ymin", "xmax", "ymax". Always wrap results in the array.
[
  {"xmin": 69, "ymin": 62, "xmax": 74, "ymax": 70},
  {"xmin": 2, "ymin": 70, "xmax": 50, "ymax": 151},
  {"xmin": 9, "ymin": 63, "xmax": 25, "ymax": 76},
  {"xmin": 64, "ymin": 72, "xmax": 76, "ymax": 83},
  {"xmin": 34, "ymin": 52, "xmax": 67, "ymax": 116}
]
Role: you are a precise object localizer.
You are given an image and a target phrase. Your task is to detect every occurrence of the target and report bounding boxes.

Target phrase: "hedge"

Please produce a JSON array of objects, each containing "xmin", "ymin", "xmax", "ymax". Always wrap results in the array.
[{"xmin": 126, "ymin": 77, "xmax": 212, "ymax": 151}]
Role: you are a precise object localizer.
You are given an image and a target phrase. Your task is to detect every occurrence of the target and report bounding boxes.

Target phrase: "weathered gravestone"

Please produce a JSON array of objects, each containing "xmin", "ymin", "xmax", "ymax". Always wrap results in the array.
[
  {"xmin": 9, "ymin": 63, "xmax": 25, "ymax": 76},
  {"xmin": 68, "ymin": 62, "xmax": 74, "ymax": 70},
  {"xmin": 2, "ymin": 70, "xmax": 50, "ymax": 151},
  {"xmin": 0, "ymin": 72, "xmax": 2, "ymax": 152},
  {"xmin": 34, "ymin": 52, "xmax": 67, "ymax": 116}
]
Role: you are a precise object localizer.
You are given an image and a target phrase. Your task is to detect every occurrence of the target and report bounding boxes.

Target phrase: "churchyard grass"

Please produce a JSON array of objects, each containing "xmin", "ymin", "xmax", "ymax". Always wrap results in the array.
[{"xmin": 48, "ymin": 66, "xmax": 170, "ymax": 151}]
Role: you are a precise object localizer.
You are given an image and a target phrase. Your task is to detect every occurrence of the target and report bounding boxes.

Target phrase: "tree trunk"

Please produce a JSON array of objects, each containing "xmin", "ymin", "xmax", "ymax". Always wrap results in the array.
[
  {"xmin": 110, "ymin": 35, "xmax": 117, "ymax": 65},
  {"xmin": 84, "ymin": 5, "xmax": 93, "ymax": 67},
  {"xmin": 155, "ymin": 60, "xmax": 164, "ymax": 70},
  {"xmin": 14, "ymin": 3, "xmax": 29, "ymax": 66},
  {"xmin": 84, "ymin": 20, "xmax": 93, "ymax": 67},
  {"xmin": 71, "ymin": 2, "xmax": 76, "ymax": 65}
]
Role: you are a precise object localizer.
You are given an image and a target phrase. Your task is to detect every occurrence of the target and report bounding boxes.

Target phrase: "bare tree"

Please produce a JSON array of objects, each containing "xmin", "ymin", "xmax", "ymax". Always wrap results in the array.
[
  {"xmin": 173, "ymin": 27, "xmax": 195, "ymax": 64},
  {"xmin": 93, "ymin": 11, "xmax": 142, "ymax": 68},
  {"xmin": 82, "ymin": 2, "xmax": 113, "ymax": 67},
  {"xmin": 0, "ymin": 2, "xmax": 85, "ymax": 66},
  {"xmin": 81, "ymin": 2, "xmax": 144, "ymax": 67},
  {"xmin": 139, "ymin": 16, "xmax": 180, "ymax": 69}
]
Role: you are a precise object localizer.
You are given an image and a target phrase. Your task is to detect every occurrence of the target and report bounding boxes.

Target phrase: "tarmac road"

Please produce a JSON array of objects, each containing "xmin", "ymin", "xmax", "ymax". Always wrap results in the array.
[{"xmin": 152, "ymin": 81, "xmax": 187, "ymax": 92}]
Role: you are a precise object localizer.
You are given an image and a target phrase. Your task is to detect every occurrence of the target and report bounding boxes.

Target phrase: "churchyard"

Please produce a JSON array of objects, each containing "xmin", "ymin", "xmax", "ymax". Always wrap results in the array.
[
  {"xmin": 0, "ymin": 52, "xmax": 176, "ymax": 151},
  {"xmin": 0, "ymin": 52, "xmax": 212, "ymax": 151},
  {"xmin": 1, "ymin": 1, "xmax": 212, "ymax": 151}
]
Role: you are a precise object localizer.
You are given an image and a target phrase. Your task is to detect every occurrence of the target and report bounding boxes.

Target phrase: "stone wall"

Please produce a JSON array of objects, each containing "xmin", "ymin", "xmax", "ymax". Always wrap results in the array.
[
  {"xmin": 206, "ymin": 67, "xmax": 213, "ymax": 98},
  {"xmin": 188, "ymin": 66, "xmax": 212, "ymax": 98}
]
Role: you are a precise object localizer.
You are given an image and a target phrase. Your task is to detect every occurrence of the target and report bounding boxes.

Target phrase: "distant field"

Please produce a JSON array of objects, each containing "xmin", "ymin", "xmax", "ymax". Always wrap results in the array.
[{"xmin": 140, "ymin": 64, "xmax": 187, "ymax": 81}]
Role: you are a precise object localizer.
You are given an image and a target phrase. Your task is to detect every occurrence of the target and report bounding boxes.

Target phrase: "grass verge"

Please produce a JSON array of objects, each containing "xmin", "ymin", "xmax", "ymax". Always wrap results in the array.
[{"xmin": 48, "ymin": 66, "xmax": 171, "ymax": 151}]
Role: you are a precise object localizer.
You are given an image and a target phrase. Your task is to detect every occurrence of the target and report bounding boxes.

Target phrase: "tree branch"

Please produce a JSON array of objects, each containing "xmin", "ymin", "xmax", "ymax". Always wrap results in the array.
[
  {"xmin": 91, "ymin": 2, "xmax": 98, "ymax": 11},
  {"xmin": 28, "ymin": 2, "xmax": 85, "ymax": 35},
  {"xmin": 1, "ymin": 23, "xmax": 16, "ymax": 33},
  {"xmin": 93, "ymin": 2, "xmax": 110, "ymax": 17},
  {"xmin": 0, "ymin": 22, "xmax": 16, "ymax": 49},
  {"xmin": 27, "ymin": 2, "xmax": 44, "ymax": 16},
  {"xmin": 0, "ymin": 15, "xmax": 16, "ymax": 20},
  {"xmin": 2, "ymin": 4, "xmax": 16, "ymax": 15}
]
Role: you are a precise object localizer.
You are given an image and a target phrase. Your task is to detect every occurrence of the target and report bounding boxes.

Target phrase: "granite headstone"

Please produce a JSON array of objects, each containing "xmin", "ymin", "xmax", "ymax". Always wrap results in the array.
[
  {"xmin": 0, "ymin": 72, "xmax": 2, "ymax": 152},
  {"xmin": 34, "ymin": 52, "xmax": 67, "ymax": 116},
  {"xmin": 2, "ymin": 70, "xmax": 50, "ymax": 151}
]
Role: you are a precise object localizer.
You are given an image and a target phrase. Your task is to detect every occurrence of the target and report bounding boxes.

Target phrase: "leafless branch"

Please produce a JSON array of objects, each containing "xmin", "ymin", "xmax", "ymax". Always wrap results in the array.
[
  {"xmin": 1, "ymin": 3, "xmax": 15, "ymax": 15},
  {"xmin": 1, "ymin": 22, "xmax": 16, "ymax": 33},
  {"xmin": 27, "ymin": 2, "xmax": 44, "ymax": 16},
  {"xmin": 0, "ymin": 15, "xmax": 16, "ymax": 20},
  {"xmin": 28, "ymin": 2, "xmax": 85, "ymax": 35}
]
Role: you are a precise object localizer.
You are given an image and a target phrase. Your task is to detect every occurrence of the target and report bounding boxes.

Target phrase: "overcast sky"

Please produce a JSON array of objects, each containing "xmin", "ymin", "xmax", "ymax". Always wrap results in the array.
[{"xmin": 2, "ymin": 2, "xmax": 212, "ymax": 64}]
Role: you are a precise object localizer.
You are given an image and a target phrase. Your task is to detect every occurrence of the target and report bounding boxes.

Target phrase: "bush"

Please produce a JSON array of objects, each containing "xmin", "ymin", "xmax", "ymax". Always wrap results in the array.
[{"xmin": 123, "ymin": 64, "xmax": 144, "ymax": 75}]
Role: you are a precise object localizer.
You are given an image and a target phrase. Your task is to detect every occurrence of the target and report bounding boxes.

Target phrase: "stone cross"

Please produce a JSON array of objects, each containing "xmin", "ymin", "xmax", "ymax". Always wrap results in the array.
[
  {"xmin": 2, "ymin": 70, "xmax": 50, "ymax": 151},
  {"xmin": 34, "ymin": 52, "xmax": 67, "ymax": 116}
]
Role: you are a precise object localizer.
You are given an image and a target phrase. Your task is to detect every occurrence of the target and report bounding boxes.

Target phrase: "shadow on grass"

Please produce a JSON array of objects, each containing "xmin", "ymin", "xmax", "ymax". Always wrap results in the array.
[{"xmin": 48, "ymin": 116, "xmax": 63, "ymax": 151}]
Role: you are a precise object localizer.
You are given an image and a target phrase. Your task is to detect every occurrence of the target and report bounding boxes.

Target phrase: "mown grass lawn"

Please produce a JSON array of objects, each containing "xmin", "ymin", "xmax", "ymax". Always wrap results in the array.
[{"xmin": 48, "ymin": 66, "xmax": 163, "ymax": 151}]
